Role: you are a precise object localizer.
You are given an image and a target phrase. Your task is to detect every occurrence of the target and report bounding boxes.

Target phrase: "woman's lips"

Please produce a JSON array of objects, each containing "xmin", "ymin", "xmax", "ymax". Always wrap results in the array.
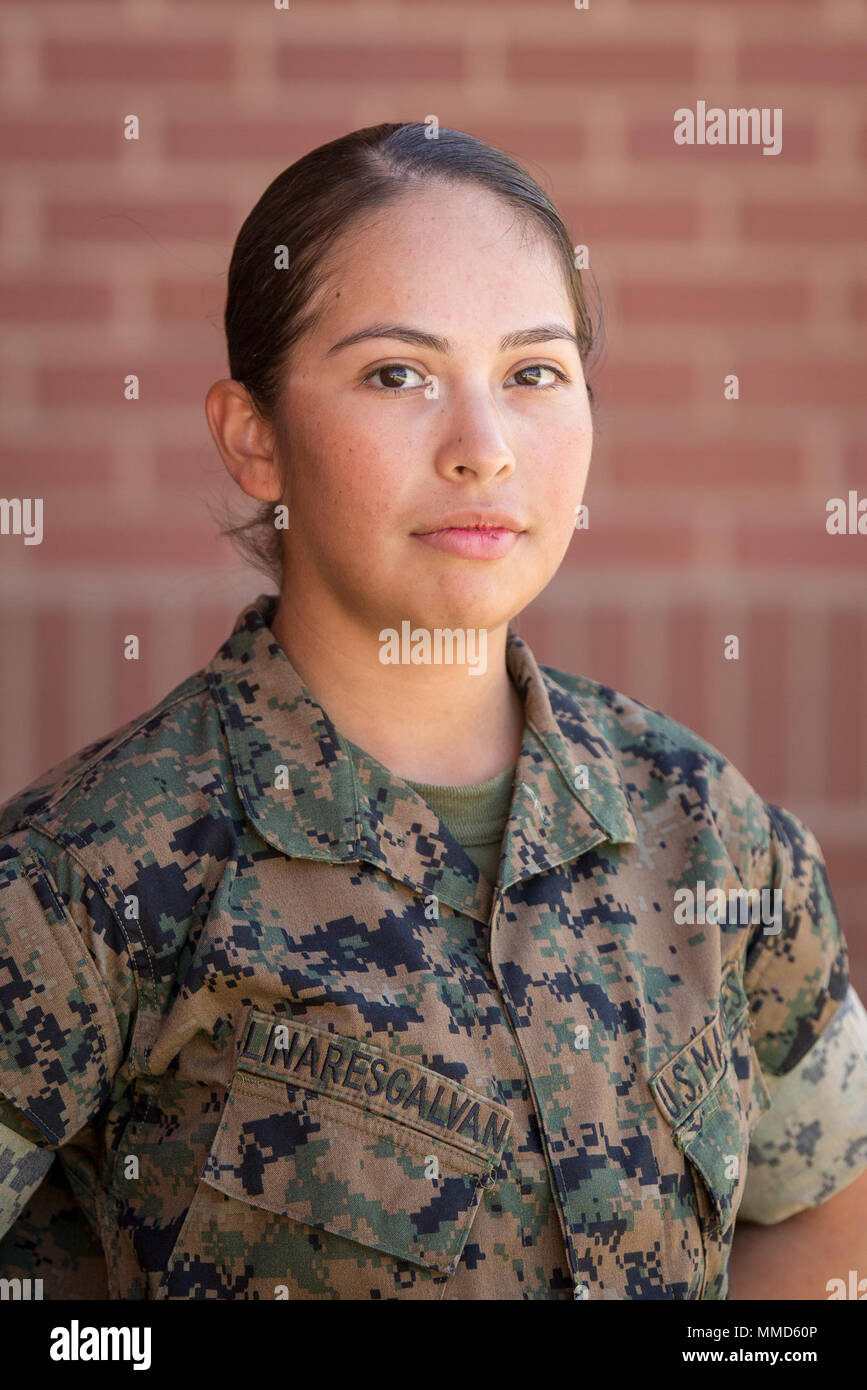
[{"xmin": 413, "ymin": 526, "xmax": 520, "ymax": 558}]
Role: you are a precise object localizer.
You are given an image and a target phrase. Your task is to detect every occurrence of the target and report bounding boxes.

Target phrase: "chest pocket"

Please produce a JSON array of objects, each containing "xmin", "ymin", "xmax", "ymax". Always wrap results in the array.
[
  {"xmin": 156, "ymin": 1011, "xmax": 513, "ymax": 1300},
  {"xmin": 649, "ymin": 967, "xmax": 772, "ymax": 1299}
]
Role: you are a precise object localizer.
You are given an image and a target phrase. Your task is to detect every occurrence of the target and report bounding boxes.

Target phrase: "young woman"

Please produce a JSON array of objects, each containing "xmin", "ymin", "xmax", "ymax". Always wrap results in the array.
[{"xmin": 0, "ymin": 122, "xmax": 865, "ymax": 1302}]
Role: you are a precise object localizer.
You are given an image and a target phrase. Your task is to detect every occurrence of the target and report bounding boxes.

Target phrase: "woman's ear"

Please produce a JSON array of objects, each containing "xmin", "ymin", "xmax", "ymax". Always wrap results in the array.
[{"xmin": 205, "ymin": 379, "xmax": 284, "ymax": 503}]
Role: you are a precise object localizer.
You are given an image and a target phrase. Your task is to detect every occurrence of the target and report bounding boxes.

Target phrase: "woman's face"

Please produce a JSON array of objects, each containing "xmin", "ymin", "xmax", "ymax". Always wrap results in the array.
[{"xmin": 275, "ymin": 182, "xmax": 593, "ymax": 635}]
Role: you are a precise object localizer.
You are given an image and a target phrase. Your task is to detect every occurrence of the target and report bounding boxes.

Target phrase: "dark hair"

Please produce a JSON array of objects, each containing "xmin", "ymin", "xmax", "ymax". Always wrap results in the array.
[{"xmin": 215, "ymin": 121, "xmax": 605, "ymax": 587}]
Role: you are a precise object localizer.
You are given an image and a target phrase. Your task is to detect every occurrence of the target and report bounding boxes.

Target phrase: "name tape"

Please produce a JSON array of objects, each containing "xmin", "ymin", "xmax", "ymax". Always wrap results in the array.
[{"xmin": 238, "ymin": 1010, "xmax": 513, "ymax": 1163}]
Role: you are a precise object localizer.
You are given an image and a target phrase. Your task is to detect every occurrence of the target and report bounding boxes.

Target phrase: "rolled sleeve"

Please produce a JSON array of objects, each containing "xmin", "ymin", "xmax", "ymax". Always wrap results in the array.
[
  {"xmin": 0, "ymin": 1119, "xmax": 55, "ymax": 1240},
  {"xmin": 743, "ymin": 803, "xmax": 849, "ymax": 1078},
  {"xmin": 0, "ymin": 841, "xmax": 122, "ymax": 1148},
  {"xmin": 740, "ymin": 984, "xmax": 867, "ymax": 1224}
]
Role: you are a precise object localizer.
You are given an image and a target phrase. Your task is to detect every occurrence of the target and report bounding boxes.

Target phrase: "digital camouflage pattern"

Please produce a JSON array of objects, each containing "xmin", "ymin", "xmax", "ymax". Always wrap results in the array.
[
  {"xmin": 0, "ymin": 591, "xmax": 861, "ymax": 1300},
  {"xmin": 737, "ymin": 984, "xmax": 867, "ymax": 1225}
]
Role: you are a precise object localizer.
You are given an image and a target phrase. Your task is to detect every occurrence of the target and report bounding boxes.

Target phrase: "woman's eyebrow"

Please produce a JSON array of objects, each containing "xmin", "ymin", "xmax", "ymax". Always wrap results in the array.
[{"xmin": 326, "ymin": 322, "xmax": 580, "ymax": 355}]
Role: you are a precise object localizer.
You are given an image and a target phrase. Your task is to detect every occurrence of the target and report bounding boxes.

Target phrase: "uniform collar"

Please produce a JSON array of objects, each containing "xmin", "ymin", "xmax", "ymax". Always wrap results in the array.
[{"xmin": 206, "ymin": 594, "xmax": 638, "ymax": 923}]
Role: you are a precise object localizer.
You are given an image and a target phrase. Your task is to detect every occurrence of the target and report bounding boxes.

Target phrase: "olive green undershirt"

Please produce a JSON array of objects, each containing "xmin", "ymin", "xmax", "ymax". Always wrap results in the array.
[
  {"xmin": 404, "ymin": 765, "xmax": 516, "ymax": 886},
  {"xmin": 343, "ymin": 737, "xmax": 516, "ymax": 885}
]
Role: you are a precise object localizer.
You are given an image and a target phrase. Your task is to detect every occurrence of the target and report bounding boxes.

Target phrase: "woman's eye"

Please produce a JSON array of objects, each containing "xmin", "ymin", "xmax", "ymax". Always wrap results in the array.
[
  {"xmin": 508, "ymin": 363, "xmax": 568, "ymax": 389},
  {"xmin": 363, "ymin": 363, "xmax": 425, "ymax": 392},
  {"xmin": 363, "ymin": 361, "xmax": 570, "ymax": 394}
]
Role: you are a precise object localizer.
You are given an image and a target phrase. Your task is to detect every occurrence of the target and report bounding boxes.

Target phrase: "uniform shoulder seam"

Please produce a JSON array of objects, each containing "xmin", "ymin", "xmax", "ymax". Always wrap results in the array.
[
  {"xmin": 542, "ymin": 662, "xmax": 728, "ymax": 764},
  {"xmin": 5, "ymin": 808, "xmax": 165, "ymax": 1029},
  {"xmin": 7, "ymin": 670, "xmax": 210, "ymax": 834}
]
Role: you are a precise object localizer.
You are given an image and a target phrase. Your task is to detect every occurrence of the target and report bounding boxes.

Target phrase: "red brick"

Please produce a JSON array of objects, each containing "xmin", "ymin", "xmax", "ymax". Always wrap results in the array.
[
  {"xmin": 34, "ymin": 609, "xmax": 72, "ymax": 780},
  {"xmin": 610, "ymin": 444, "xmax": 802, "ymax": 490},
  {"xmin": 743, "ymin": 201, "xmax": 867, "ymax": 242},
  {"xmin": 852, "ymin": 283, "xmax": 867, "ymax": 321},
  {"xmin": 562, "ymin": 518, "xmax": 695, "ymax": 568},
  {"xmin": 525, "ymin": 612, "xmax": 574, "ymax": 679},
  {"xmin": 43, "ymin": 199, "xmax": 237, "ymax": 244},
  {"xmin": 275, "ymin": 44, "xmax": 462, "ymax": 82},
  {"xmin": 0, "ymin": 279, "xmax": 112, "ymax": 323},
  {"xmin": 110, "ymin": 608, "xmax": 152, "ymax": 719},
  {"xmin": 506, "ymin": 612, "xmax": 550, "ymax": 684},
  {"xmin": 823, "ymin": 847, "xmax": 867, "ymax": 890},
  {"xmin": 667, "ymin": 607, "xmax": 710, "ymax": 740},
  {"xmin": 0, "ymin": 5, "xmax": 862, "ymax": 876},
  {"xmin": 0, "ymin": 120, "xmax": 118, "ymax": 162},
  {"xmin": 508, "ymin": 43, "xmax": 696, "ymax": 82},
  {"xmin": 618, "ymin": 281, "xmax": 807, "ymax": 324},
  {"xmin": 738, "ymin": 44, "xmax": 867, "ymax": 83},
  {"xmin": 414, "ymin": 0, "xmax": 563, "ymax": 5},
  {"xmin": 732, "ymin": 363, "xmax": 865, "ymax": 407},
  {"xmin": 745, "ymin": 607, "xmax": 788, "ymax": 801},
  {"xmin": 593, "ymin": 364, "xmax": 696, "ymax": 404},
  {"xmin": 828, "ymin": 611, "xmax": 866, "ymax": 799},
  {"xmin": 35, "ymin": 363, "xmax": 217, "ymax": 408},
  {"xmin": 152, "ymin": 279, "xmax": 224, "ymax": 326},
  {"xmin": 464, "ymin": 120, "xmax": 588, "ymax": 161},
  {"xmin": 189, "ymin": 607, "xmax": 251, "ymax": 668},
  {"xmin": 561, "ymin": 198, "xmax": 700, "ymax": 241},
  {"xmin": 0, "ymin": 446, "xmax": 114, "ymax": 490},
  {"xmin": 636, "ymin": 0, "xmax": 814, "ymax": 4},
  {"xmin": 825, "ymin": 849, "xmax": 867, "ymax": 986},
  {"xmin": 735, "ymin": 525, "xmax": 867, "ymax": 567},
  {"xmin": 154, "ymin": 444, "xmax": 223, "ymax": 487},
  {"xmin": 843, "ymin": 437, "xmax": 867, "ymax": 484},
  {"xmin": 579, "ymin": 607, "xmax": 629, "ymax": 692},
  {"xmin": 25, "ymin": 524, "xmax": 228, "ymax": 567},
  {"xmin": 41, "ymin": 40, "xmax": 233, "ymax": 82},
  {"xmin": 627, "ymin": 119, "xmax": 817, "ymax": 162},
  {"xmin": 164, "ymin": 118, "xmax": 355, "ymax": 161}
]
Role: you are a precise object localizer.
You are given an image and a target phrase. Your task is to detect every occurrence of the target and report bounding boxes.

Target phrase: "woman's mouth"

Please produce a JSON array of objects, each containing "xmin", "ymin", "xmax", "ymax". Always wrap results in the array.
[{"xmin": 413, "ymin": 525, "xmax": 520, "ymax": 559}]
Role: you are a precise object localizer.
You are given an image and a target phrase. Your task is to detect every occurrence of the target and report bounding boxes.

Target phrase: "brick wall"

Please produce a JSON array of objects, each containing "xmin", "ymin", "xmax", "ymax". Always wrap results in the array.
[{"xmin": 1, "ymin": 0, "xmax": 865, "ymax": 987}]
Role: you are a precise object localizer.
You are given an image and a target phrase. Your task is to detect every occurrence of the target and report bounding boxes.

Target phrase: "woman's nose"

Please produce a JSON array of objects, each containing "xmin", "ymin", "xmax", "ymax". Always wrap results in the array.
[{"xmin": 433, "ymin": 390, "xmax": 516, "ymax": 483}]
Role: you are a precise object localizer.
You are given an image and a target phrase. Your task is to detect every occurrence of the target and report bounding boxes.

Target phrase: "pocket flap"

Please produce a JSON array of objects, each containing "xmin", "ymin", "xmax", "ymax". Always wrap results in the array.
[
  {"xmin": 649, "ymin": 1008, "xmax": 764, "ymax": 1236},
  {"xmin": 200, "ymin": 1011, "xmax": 514, "ymax": 1275},
  {"xmin": 649, "ymin": 1013, "xmax": 727, "ymax": 1128}
]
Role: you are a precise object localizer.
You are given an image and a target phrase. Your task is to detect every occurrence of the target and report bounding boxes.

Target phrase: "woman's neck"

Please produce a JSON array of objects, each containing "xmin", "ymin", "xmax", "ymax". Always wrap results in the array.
[{"xmin": 269, "ymin": 591, "xmax": 525, "ymax": 785}]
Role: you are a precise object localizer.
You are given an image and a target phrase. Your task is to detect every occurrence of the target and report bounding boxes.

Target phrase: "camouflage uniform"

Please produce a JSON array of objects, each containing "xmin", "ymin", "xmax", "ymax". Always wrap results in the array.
[{"xmin": 0, "ymin": 591, "xmax": 864, "ymax": 1300}]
